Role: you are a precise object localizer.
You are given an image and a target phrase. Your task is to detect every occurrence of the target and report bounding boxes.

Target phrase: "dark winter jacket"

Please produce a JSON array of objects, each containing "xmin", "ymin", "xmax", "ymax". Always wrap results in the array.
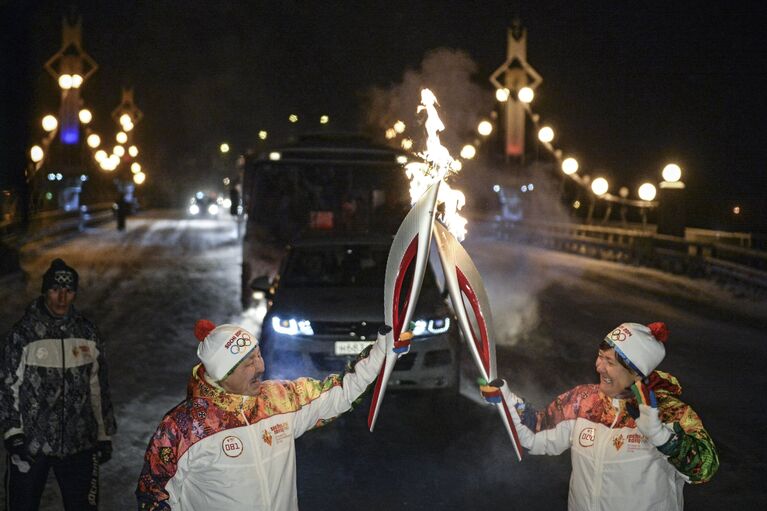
[{"xmin": 0, "ymin": 297, "xmax": 117, "ymax": 457}]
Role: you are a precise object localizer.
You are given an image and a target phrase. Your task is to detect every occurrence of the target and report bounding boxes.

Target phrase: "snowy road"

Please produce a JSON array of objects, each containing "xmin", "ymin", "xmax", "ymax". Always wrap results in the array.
[{"xmin": 0, "ymin": 210, "xmax": 764, "ymax": 509}]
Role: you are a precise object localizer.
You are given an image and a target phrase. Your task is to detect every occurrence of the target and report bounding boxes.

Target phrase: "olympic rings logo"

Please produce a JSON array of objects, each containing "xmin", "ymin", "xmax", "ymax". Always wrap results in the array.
[
  {"xmin": 229, "ymin": 336, "xmax": 252, "ymax": 354},
  {"xmin": 609, "ymin": 329, "xmax": 627, "ymax": 342}
]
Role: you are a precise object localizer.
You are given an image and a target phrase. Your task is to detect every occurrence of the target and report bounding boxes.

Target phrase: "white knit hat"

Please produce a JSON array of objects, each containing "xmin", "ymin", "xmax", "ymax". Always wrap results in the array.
[
  {"xmin": 195, "ymin": 320, "xmax": 259, "ymax": 381},
  {"xmin": 603, "ymin": 322, "xmax": 668, "ymax": 378}
]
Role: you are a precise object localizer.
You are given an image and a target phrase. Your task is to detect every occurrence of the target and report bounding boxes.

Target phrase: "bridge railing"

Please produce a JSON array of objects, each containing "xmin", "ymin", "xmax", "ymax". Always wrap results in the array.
[
  {"xmin": 494, "ymin": 219, "xmax": 767, "ymax": 296},
  {"xmin": 0, "ymin": 203, "xmax": 115, "ymax": 275}
]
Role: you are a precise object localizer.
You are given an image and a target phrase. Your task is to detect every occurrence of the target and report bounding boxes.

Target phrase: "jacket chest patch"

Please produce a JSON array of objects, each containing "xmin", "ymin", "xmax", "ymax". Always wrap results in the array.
[
  {"xmin": 36, "ymin": 347, "xmax": 49, "ymax": 360},
  {"xmin": 612, "ymin": 434, "xmax": 625, "ymax": 451},
  {"xmin": 578, "ymin": 427, "xmax": 595, "ymax": 447},
  {"xmin": 222, "ymin": 435, "xmax": 243, "ymax": 457},
  {"xmin": 262, "ymin": 422, "xmax": 290, "ymax": 447}
]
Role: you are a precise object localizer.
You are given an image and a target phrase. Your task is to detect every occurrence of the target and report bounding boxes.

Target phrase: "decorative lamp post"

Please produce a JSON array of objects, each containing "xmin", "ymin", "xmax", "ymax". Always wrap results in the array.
[{"xmin": 657, "ymin": 163, "xmax": 686, "ymax": 237}]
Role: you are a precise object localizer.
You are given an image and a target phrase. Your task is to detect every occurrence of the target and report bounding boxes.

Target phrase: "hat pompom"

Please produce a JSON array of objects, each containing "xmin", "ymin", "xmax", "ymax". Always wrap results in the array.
[
  {"xmin": 194, "ymin": 319, "xmax": 216, "ymax": 342},
  {"xmin": 647, "ymin": 322, "xmax": 669, "ymax": 343}
]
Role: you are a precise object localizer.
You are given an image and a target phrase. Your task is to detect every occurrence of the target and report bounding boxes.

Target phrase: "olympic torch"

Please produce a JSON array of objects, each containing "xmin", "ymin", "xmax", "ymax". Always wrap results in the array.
[
  {"xmin": 368, "ymin": 88, "xmax": 522, "ymax": 461},
  {"xmin": 432, "ymin": 220, "xmax": 523, "ymax": 461},
  {"xmin": 368, "ymin": 179, "xmax": 441, "ymax": 431}
]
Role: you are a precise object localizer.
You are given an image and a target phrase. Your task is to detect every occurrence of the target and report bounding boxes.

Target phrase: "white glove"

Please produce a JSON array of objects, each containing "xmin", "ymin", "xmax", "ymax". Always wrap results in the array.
[
  {"xmin": 636, "ymin": 404, "xmax": 674, "ymax": 447},
  {"xmin": 479, "ymin": 378, "xmax": 534, "ymax": 450}
]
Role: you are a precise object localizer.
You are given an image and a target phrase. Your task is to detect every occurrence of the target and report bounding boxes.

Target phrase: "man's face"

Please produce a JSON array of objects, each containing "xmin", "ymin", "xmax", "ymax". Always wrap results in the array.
[
  {"xmin": 595, "ymin": 347, "xmax": 638, "ymax": 397},
  {"xmin": 220, "ymin": 348, "xmax": 265, "ymax": 396},
  {"xmin": 44, "ymin": 286, "xmax": 76, "ymax": 317}
]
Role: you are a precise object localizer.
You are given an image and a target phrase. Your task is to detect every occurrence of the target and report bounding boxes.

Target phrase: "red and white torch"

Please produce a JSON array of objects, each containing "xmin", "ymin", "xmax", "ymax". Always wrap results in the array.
[{"xmin": 368, "ymin": 89, "xmax": 523, "ymax": 461}]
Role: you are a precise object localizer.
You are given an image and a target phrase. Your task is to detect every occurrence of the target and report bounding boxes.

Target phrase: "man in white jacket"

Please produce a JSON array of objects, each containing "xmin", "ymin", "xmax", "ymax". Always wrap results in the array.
[
  {"xmin": 136, "ymin": 319, "xmax": 407, "ymax": 510},
  {"xmin": 481, "ymin": 322, "xmax": 718, "ymax": 511}
]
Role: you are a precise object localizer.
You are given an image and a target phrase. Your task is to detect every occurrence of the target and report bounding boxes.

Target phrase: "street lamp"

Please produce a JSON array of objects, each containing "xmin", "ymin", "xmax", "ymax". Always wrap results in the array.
[
  {"xmin": 30, "ymin": 146, "xmax": 44, "ymax": 163},
  {"xmin": 538, "ymin": 126, "xmax": 554, "ymax": 143},
  {"xmin": 518, "ymin": 86, "xmax": 534, "ymax": 103},
  {"xmin": 561, "ymin": 157, "xmax": 579, "ymax": 175},
  {"xmin": 86, "ymin": 134, "xmax": 100, "ymax": 148},
  {"xmin": 258, "ymin": 130, "xmax": 268, "ymax": 140},
  {"xmin": 220, "ymin": 143, "xmax": 230, "ymax": 154},
  {"xmin": 591, "ymin": 177, "xmax": 609, "ymax": 196},
  {"xmin": 638, "ymin": 182, "xmax": 657, "ymax": 201},
  {"xmin": 42, "ymin": 115, "xmax": 58, "ymax": 132},
  {"xmin": 477, "ymin": 120, "xmax": 493, "ymax": 136},
  {"xmin": 662, "ymin": 163, "xmax": 682, "ymax": 183}
]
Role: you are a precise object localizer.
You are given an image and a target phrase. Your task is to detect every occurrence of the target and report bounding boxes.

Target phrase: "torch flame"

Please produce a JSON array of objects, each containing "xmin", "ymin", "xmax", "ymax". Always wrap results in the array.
[{"xmin": 405, "ymin": 88, "xmax": 468, "ymax": 241}]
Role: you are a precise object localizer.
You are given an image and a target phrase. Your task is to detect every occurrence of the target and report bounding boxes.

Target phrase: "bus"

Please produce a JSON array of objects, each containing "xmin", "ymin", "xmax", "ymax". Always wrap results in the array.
[{"xmin": 240, "ymin": 133, "xmax": 411, "ymax": 308}]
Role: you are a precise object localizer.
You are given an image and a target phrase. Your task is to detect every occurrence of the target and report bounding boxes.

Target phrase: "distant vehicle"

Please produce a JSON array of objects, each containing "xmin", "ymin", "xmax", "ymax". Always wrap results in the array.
[
  {"xmin": 252, "ymin": 235, "xmax": 461, "ymax": 391},
  {"xmin": 240, "ymin": 133, "xmax": 412, "ymax": 309},
  {"xmin": 187, "ymin": 191, "xmax": 226, "ymax": 217}
]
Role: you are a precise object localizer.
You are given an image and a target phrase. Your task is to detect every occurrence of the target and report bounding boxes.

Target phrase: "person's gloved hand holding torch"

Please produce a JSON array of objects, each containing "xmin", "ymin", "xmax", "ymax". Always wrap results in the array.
[{"xmin": 631, "ymin": 380, "xmax": 674, "ymax": 447}]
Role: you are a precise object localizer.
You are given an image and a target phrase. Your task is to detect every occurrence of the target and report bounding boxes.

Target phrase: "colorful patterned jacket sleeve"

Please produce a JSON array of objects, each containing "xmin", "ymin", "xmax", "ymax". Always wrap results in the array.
[
  {"xmin": 290, "ymin": 337, "xmax": 386, "ymax": 437},
  {"xmin": 135, "ymin": 416, "xmax": 182, "ymax": 510},
  {"xmin": 656, "ymin": 394, "xmax": 719, "ymax": 483},
  {"xmin": 510, "ymin": 385, "xmax": 587, "ymax": 455}
]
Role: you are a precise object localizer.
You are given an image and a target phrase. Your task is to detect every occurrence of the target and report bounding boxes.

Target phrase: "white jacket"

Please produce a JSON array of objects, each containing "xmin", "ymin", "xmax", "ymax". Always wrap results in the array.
[
  {"xmin": 136, "ymin": 338, "xmax": 385, "ymax": 510},
  {"xmin": 503, "ymin": 374, "xmax": 718, "ymax": 511}
]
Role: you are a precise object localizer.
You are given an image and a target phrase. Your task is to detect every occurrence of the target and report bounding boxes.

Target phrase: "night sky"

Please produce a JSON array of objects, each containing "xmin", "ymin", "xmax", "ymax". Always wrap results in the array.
[{"xmin": 3, "ymin": 1, "xmax": 765, "ymax": 232}]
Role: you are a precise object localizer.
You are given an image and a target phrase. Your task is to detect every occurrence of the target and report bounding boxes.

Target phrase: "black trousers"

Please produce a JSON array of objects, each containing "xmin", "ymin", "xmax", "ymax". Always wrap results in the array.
[{"xmin": 4, "ymin": 449, "xmax": 98, "ymax": 511}]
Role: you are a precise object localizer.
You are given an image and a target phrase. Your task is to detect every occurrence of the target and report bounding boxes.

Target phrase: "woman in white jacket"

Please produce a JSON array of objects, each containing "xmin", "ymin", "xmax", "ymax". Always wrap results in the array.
[
  {"xmin": 136, "ymin": 320, "xmax": 407, "ymax": 510},
  {"xmin": 482, "ymin": 322, "xmax": 718, "ymax": 511}
]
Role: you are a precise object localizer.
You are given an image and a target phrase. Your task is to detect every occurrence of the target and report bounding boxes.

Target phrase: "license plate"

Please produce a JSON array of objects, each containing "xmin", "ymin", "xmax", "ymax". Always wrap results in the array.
[{"xmin": 334, "ymin": 340, "xmax": 373, "ymax": 356}]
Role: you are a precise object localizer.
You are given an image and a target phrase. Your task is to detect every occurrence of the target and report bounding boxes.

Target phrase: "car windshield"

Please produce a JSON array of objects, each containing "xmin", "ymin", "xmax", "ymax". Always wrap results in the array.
[
  {"xmin": 281, "ymin": 244, "xmax": 443, "ymax": 295},
  {"xmin": 281, "ymin": 245, "xmax": 388, "ymax": 288}
]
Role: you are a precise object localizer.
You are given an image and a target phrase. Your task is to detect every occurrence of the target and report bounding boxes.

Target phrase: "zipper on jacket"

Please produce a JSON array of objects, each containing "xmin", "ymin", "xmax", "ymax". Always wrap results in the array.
[
  {"xmin": 591, "ymin": 399, "xmax": 621, "ymax": 509},
  {"xmin": 240, "ymin": 398, "xmax": 271, "ymax": 509},
  {"xmin": 60, "ymin": 334, "xmax": 66, "ymax": 456}
]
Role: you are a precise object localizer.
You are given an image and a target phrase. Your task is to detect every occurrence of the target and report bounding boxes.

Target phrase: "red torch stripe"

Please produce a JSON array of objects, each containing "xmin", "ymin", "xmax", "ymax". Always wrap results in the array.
[
  {"xmin": 502, "ymin": 399, "xmax": 525, "ymax": 460},
  {"xmin": 368, "ymin": 235, "xmax": 419, "ymax": 429},
  {"xmin": 455, "ymin": 267, "xmax": 490, "ymax": 374}
]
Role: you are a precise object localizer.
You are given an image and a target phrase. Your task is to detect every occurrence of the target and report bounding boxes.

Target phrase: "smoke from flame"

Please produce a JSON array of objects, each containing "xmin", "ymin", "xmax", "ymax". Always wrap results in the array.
[{"xmin": 408, "ymin": 88, "xmax": 468, "ymax": 241}]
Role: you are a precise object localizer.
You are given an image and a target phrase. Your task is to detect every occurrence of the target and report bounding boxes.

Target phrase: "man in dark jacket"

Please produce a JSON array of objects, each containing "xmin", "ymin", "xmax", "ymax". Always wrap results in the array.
[{"xmin": 0, "ymin": 258, "xmax": 117, "ymax": 510}]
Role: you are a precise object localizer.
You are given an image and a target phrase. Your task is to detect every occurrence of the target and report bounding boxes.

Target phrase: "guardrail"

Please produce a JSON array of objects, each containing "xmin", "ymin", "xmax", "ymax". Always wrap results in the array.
[
  {"xmin": 0, "ymin": 203, "xmax": 115, "ymax": 275},
  {"xmin": 495, "ymin": 219, "xmax": 767, "ymax": 297}
]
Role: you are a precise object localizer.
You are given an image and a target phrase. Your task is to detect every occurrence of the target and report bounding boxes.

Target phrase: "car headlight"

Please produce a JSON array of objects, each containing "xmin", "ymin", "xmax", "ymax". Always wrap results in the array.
[
  {"xmin": 271, "ymin": 316, "xmax": 314, "ymax": 336},
  {"xmin": 208, "ymin": 204, "xmax": 219, "ymax": 215},
  {"xmin": 411, "ymin": 317, "xmax": 450, "ymax": 337},
  {"xmin": 189, "ymin": 204, "xmax": 200, "ymax": 215}
]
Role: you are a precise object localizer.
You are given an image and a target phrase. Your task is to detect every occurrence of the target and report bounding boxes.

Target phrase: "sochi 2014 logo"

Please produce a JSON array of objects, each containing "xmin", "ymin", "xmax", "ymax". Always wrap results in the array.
[{"xmin": 221, "ymin": 435, "xmax": 243, "ymax": 457}]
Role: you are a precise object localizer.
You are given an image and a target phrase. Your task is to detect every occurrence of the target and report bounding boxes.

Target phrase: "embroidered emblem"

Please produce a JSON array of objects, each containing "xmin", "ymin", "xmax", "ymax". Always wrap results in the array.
[
  {"xmin": 613, "ymin": 434, "xmax": 625, "ymax": 451},
  {"xmin": 262, "ymin": 429, "xmax": 272, "ymax": 446},
  {"xmin": 222, "ymin": 435, "xmax": 243, "ymax": 457},
  {"xmin": 36, "ymin": 347, "xmax": 49, "ymax": 360}
]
